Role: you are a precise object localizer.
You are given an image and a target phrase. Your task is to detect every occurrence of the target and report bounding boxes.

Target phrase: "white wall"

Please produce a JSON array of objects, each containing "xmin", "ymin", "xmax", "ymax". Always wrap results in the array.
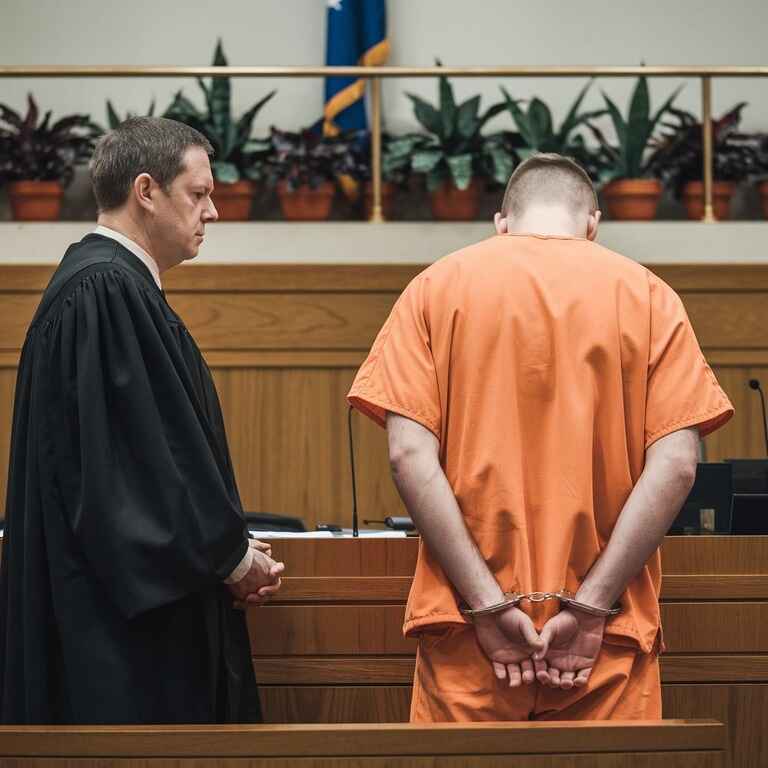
[{"xmin": 1, "ymin": 0, "xmax": 767, "ymax": 137}]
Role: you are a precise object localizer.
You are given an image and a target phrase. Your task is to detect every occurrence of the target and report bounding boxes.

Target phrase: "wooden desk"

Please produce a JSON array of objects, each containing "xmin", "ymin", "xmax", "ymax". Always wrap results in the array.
[
  {"xmin": 0, "ymin": 720, "xmax": 726, "ymax": 767},
  {"xmin": 252, "ymin": 536, "xmax": 768, "ymax": 768}
]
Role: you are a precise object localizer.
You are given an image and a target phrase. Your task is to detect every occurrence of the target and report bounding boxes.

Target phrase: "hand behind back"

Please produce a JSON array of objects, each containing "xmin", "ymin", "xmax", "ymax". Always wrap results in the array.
[{"xmin": 474, "ymin": 606, "xmax": 545, "ymax": 687}]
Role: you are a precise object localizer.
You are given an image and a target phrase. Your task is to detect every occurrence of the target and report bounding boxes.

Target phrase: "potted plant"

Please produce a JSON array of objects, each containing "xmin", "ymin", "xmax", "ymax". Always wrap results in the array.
[
  {"xmin": 499, "ymin": 79, "xmax": 607, "ymax": 178},
  {"xmin": 0, "ymin": 94, "xmax": 99, "ymax": 221},
  {"xmin": 264, "ymin": 127, "xmax": 363, "ymax": 221},
  {"xmin": 648, "ymin": 103, "xmax": 763, "ymax": 220},
  {"xmin": 347, "ymin": 132, "xmax": 429, "ymax": 219},
  {"xmin": 164, "ymin": 40, "xmax": 275, "ymax": 220},
  {"xmin": 585, "ymin": 76, "xmax": 681, "ymax": 220},
  {"xmin": 406, "ymin": 64, "xmax": 515, "ymax": 220}
]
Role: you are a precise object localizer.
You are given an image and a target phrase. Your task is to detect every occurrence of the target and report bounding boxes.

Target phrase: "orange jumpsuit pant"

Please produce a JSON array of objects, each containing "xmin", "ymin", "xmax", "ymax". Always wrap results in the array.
[{"xmin": 410, "ymin": 625, "xmax": 661, "ymax": 722}]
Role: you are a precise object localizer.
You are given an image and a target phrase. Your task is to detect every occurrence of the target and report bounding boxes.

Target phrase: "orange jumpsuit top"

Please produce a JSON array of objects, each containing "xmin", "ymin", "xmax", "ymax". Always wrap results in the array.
[{"xmin": 348, "ymin": 233, "xmax": 734, "ymax": 652}]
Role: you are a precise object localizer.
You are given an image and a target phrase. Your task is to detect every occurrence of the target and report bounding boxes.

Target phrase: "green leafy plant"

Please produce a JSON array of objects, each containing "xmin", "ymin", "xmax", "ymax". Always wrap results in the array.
[
  {"xmin": 500, "ymin": 80, "xmax": 603, "ymax": 153},
  {"xmin": 346, "ymin": 132, "xmax": 431, "ymax": 186},
  {"xmin": 164, "ymin": 39, "xmax": 275, "ymax": 183},
  {"xmin": 585, "ymin": 76, "xmax": 682, "ymax": 181},
  {"xmin": 0, "ymin": 93, "xmax": 100, "ymax": 186},
  {"xmin": 104, "ymin": 99, "xmax": 157, "ymax": 130},
  {"xmin": 498, "ymin": 80, "xmax": 607, "ymax": 179},
  {"xmin": 264, "ymin": 127, "xmax": 366, "ymax": 191},
  {"xmin": 647, "ymin": 103, "xmax": 764, "ymax": 196},
  {"xmin": 406, "ymin": 62, "xmax": 516, "ymax": 191}
]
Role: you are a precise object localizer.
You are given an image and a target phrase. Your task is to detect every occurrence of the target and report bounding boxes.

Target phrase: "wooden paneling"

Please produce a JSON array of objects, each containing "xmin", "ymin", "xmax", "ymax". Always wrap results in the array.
[
  {"xmin": 251, "ymin": 655, "xmax": 768, "ymax": 686},
  {"xmin": 249, "ymin": 606, "xmax": 417, "ymax": 656},
  {"xmin": 260, "ymin": 685, "xmax": 412, "ymax": 724},
  {"xmin": 1, "ymin": 263, "xmax": 767, "ymax": 528},
  {"xmin": 660, "ymin": 536, "xmax": 768, "ymax": 573},
  {"xmin": 660, "ymin": 603, "xmax": 768, "ymax": 652},
  {"xmin": 663, "ymin": 685, "xmax": 768, "ymax": 768}
]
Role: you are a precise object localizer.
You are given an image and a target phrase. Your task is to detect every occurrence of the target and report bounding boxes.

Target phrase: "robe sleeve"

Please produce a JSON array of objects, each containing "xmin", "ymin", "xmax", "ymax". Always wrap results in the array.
[
  {"xmin": 48, "ymin": 267, "xmax": 248, "ymax": 619},
  {"xmin": 347, "ymin": 276, "xmax": 442, "ymax": 438},
  {"xmin": 644, "ymin": 273, "xmax": 734, "ymax": 448}
]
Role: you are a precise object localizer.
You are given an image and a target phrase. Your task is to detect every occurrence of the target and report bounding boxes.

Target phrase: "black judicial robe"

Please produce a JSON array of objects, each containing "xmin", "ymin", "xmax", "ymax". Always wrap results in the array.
[{"xmin": 0, "ymin": 234, "xmax": 261, "ymax": 724}]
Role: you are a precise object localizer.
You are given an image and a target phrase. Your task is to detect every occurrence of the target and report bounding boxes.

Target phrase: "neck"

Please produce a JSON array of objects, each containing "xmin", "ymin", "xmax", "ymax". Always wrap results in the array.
[
  {"xmin": 507, "ymin": 206, "xmax": 586, "ymax": 239},
  {"xmin": 96, "ymin": 210, "xmax": 169, "ymax": 273}
]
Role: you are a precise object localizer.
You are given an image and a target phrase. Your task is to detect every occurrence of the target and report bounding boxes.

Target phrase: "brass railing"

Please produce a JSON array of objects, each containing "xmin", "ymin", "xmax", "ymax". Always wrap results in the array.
[{"xmin": 3, "ymin": 65, "xmax": 768, "ymax": 222}]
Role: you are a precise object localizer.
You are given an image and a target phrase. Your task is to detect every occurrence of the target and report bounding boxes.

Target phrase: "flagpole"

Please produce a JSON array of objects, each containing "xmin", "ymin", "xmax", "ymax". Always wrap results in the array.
[{"xmin": 370, "ymin": 76, "xmax": 384, "ymax": 223}]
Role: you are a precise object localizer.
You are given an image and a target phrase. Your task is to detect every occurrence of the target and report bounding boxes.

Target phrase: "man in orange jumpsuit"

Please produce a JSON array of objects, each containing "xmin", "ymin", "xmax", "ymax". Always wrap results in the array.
[{"xmin": 348, "ymin": 153, "xmax": 734, "ymax": 721}]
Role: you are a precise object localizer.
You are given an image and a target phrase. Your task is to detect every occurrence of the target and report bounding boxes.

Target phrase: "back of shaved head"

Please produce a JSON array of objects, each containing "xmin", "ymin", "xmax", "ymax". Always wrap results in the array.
[{"xmin": 501, "ymin": 153, "xmax": 598, "ymax": 219}]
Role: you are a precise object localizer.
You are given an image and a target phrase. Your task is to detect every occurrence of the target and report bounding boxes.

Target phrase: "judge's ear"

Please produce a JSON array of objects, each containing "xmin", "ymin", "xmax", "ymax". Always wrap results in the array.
[
  {"xmin": 586, "ymin": 209, "xmax": 601, "ymax": 241},
  {"xmin": 133, "ymin": 173, "xmax": 158, "ymax": 213},
  {"xmin": 494, "ymin": 212, "xmax": 508, "ymax": 235}
]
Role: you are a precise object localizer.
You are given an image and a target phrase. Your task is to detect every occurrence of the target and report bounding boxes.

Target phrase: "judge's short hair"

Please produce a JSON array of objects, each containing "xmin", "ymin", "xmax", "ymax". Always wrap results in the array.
[
  {"xmin": 500, "ymin": 153, "xmax": 598, "ymax": 218},
  {"xmin": 90, "ymin": 117, "xmax": 214, "ymax": 212}
]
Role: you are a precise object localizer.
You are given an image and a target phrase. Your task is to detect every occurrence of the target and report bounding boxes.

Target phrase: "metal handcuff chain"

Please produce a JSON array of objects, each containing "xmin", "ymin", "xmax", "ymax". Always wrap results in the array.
[{"xmin": 459, "ymin": 590, "xmax": 621, "ymax": 619}]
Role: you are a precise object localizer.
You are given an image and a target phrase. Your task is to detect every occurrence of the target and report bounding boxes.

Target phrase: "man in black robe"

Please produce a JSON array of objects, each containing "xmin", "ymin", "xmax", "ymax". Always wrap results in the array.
[{"xmin": 0, "ymin": 117, "xmax": 283, "ymax": 724}]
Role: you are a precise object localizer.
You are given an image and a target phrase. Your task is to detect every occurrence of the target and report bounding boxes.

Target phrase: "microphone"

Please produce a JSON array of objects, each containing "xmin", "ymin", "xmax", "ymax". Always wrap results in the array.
[
  {"xmin": 348, "ymin": 406, "xmax": 359, "ymax": 537},
  {"xmin": 748, "ymin": 379, "xmax": 768, "ymax": 456}
]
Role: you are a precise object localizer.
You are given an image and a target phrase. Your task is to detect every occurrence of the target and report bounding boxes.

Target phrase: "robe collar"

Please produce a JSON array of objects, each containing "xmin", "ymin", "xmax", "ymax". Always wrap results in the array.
[{"xmin": 92, "ymin": 225, "xmax": 162, "ymax": 290}]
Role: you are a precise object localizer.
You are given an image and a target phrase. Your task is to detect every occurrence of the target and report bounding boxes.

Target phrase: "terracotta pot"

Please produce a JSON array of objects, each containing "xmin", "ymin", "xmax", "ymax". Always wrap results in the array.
[
  {"xmin": 277, "ymin": 181, "xmax": 335, "ymax": 221},
  {"xmin": 8, "ymin": 180, "xmax": 63, "ymax": 221},
  {"xmin": 211, "ymin": 180, "xmax": 254, "ymax": 221},
  {"xmin": 682, "ymin": 180, "xmax": 735, "ymax": 221},
  {"xmin": 430, "ymin": 179, "xmax": 481, "ymax": 221},
  {"xmin": 602, "ymin": 178, "xmax": 662, "ymax": 221},
  {"xmin": 363, "ymin": 181, "xmax": 395, "ymax": 220}
]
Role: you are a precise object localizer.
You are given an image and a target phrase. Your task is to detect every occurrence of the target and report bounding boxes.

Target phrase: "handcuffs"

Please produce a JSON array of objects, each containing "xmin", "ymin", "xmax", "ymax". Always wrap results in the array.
[{"xmin": 459, "ymin": 590, "xmax": 621, "ymax": 619}]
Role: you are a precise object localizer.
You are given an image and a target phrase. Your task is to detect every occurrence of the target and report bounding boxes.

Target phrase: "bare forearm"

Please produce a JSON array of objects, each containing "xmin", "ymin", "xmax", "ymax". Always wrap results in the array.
[
  {"xmin": 390, "ymin": 451, "xmax": 504, "ymax": 611},
  {"xmin": 577, "ymin": 428, "xmax": 698, "ymax": 609}
]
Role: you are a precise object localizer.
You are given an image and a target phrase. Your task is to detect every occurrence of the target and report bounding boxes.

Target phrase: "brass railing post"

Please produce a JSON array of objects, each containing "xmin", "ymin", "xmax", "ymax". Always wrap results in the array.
[
  {"xmin": 701, "ymin": 76, "xmax": 715, "ymax": 222},
  {"xmin": 369, "ymin": 76, "xmax": 384, "ymax": 223}
]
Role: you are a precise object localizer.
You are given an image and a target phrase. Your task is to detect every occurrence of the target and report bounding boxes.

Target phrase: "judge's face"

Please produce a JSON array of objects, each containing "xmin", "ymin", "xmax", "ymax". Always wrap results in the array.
[{"xmin": 150, "ymin": 147, "xmax": 218, "ymax": 267}]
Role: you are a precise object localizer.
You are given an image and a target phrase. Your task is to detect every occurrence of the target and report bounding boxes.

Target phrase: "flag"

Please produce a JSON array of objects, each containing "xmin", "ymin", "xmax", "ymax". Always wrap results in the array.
[{"xmin": 323, "ymin": 0, "xmax": 389, "ymax": 137}]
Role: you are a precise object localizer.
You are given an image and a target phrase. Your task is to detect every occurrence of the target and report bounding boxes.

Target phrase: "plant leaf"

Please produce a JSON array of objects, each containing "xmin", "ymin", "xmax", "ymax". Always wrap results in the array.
[
  {"xmin": 485, "ymin": 144, "xmax": 516, "ymax": 184},
  {"xmin": 235, "ymin": 89, "xmax": 276, "ymax": 147},
  {"xmin": 438, "ymin": 74, "xmax": 456, "ymax": 141},
  {"xmin": 500, "ymin": 87, "xmax": 535, "ymax": 148},
  {"xmin": 426, "ymin": 165, "xmax": 446, "ymax": 192},
  {"xmin": 406, "ymin": 93, "xmax": 442, "ymax": 136},
  {"xmin": 212, "ymin": 160, "xmax": 239, "ymax": 183},
  {"xmin": 106, "ymin": 100, "xmax": 121, "ymax": 130},
  {"xmin": 412, "ymin": 148, "xmax": 443, "ymax": 174},
  {"xmin": 600, "ymin": 90, "xmax": 628, "ymax": 176},
  {"xmin": 528, "ymin": 98, "xmax": 553, "ymax": 149},
  {"xmin": 24, "ymin": 93, "xmax": 39, "ymax": 133},
  {"xmin": 446, "ymin": 153, "xmax": 473, "ymax": 189},
  {"xmin": 209, "ymin": 39, "xmax": 231, "ymax": 143},
  {"xmin": 477, "ymin": 100, "xmax": 507, "ymax": 130},
  {"xmin": 557, "ymin": 79, "xmax": 593, "ymax": 145},
  {"xmin": 456, "ymin": 95, "xmax": 480, "ymax": 139}
]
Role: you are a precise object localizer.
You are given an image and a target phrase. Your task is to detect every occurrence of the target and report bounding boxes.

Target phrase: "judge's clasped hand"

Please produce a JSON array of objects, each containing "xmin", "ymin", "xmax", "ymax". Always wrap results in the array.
[{"xmin": 227, "ymin": 544, "xmax": 285, "ymax": 605}]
